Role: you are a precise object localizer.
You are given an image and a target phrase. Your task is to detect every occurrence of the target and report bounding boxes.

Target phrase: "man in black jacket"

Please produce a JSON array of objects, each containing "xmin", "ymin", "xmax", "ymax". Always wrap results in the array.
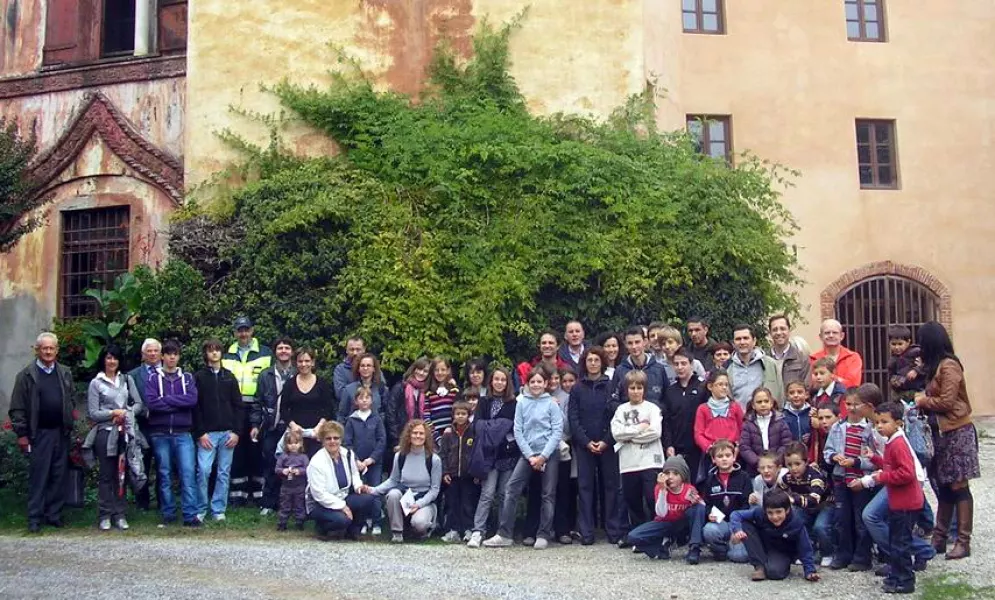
[
  {"xmin": 9, "ymin": 332, "xmax": 76, "ymax": 533},
  {"xmin": 250, "ymin": 337, "xmax": 296, "ymax": 516},
  {"xmin": 662, "ymin": 348, "xmax": 706, "ymax": 482}
]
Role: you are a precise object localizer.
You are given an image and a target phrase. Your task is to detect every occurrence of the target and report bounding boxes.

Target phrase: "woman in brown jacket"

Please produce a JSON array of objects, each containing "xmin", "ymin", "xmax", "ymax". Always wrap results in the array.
[{"xmin": 914, "ymin": 321, "xmax": 978, "ymax": 560}]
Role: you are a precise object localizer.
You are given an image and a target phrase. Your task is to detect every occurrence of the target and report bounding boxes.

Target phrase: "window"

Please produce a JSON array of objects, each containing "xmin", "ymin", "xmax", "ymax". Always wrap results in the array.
[
  {"xmin": 835, "ymin": 275, "xmax": 939, "ymax": 400},
  {"xmin": 61, "ymin": 206, "xmax": 131, "ymax": 318},
  {"xmin": 686, "ymin": 115, "xmax": 732, "ymax": 162},
  {"xmin": 855, "ymin": 119, "xmax": 898, "ymax": 189},
  {"xmin": 846, "ymin": 0, "xmax": 887, "ymax": 41},
  {"xmin": 43, "ymin": 1, "xmax": 188, "ymax": 67},
  {"xmin": 682, "ymin": 0, "xmax": 725, "ymax": 34}
]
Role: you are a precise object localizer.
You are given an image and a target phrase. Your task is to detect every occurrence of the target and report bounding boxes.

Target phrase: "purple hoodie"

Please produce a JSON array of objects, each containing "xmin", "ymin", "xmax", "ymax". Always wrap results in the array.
[{"xmin": 145, "ymin": 368, "xmax": 198, "ymax": 434}]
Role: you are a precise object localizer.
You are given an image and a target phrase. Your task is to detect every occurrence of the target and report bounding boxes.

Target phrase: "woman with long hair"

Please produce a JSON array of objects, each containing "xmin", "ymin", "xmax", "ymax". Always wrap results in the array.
[{"xmin": 281, "ymin": 348, "xmax": 335, "ymax": 457}]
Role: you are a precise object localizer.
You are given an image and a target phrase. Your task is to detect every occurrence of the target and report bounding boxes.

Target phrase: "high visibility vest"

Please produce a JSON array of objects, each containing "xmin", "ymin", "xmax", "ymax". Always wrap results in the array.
[{"xmin": 222, "ymin": 339, "xmax": 272, "ymax": 399}]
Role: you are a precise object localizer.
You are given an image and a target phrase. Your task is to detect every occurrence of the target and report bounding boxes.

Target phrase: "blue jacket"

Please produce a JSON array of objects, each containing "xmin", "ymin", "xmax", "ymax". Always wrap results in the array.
[
  {"xmin": 344, "ymin": 410, "xmax": 386, "ymax": 464},
  {"xmin": 336, "ymin": 379, "xmax": 388, "ymax": 424},
  {"xmin": 468, "ymin": 417, "xmax": 515, "ymax": 479},
  {"xmin": 514, "ymin": 392, "xmax": 563, "ymax": 460},
  {"xmin": 782, "ymin": 403, "xmax": 812, "ymax": 444},
  {"xmin": 612, "ymin": 353, "xmax": 668, "ymax": 409},
  {"xmin": 332, "ymin": 360, "xmax": 355, "ymax": 404},
  {"xmin": 731, "ymin": 506, "xmax": 817, "ymax": 576},
  {"xmin": 568, "ymin": 375, "xmax": 615, "ymax": 447}
]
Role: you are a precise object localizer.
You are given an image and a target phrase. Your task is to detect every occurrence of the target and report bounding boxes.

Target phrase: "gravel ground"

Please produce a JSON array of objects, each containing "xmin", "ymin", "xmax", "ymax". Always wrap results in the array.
[{"xmin": 2, "ymin": 421, "xmax": 993, "ymax": 600}]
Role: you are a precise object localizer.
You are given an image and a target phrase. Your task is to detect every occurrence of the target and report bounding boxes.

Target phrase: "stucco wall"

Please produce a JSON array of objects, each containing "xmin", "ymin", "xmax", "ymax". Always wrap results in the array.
[
  {"xmin": 0, "ymin": 0, "xmax": 44, "ymax": 78},
  {"xmin": 646, "ymin": 0, "xmax": 995, "ymax": 413},
  {"xmin": 184, "ymin": 0, "xmax": 644, "ymax": 186}
]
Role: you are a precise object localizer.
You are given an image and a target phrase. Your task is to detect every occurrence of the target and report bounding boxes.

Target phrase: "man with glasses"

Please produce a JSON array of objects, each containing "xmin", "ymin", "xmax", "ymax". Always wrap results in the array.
[{"xmin": 810, "ymin": 319, "xmax": 863, "ymax": 390}]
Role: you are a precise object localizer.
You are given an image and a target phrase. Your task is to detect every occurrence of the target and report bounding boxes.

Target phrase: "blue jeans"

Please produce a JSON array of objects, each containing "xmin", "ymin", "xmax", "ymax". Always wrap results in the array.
[
  {"xmin": 311, "ymin": 494, "xmax": 375, "ymax": 536},
  {"xmin": 628, "ymin": 504, "xmax": 706, "ymax": 557},
  {"xmin": 703, "ymin": 521, "xmax": 749, "ymax": 562},
  {"xmin": 862, "ymin": 487, "xmax": 935, "ymax": 562},
  {"xmin": 802, "ymin": 506, "xmax": 837, "ymax": 558},
  {"xmin": 887, "ymin": 510, "xmax": 916, "ymax": 590},
  {"xmin": 834, "ymin": 483, "xmax": 873, "ymax": 566},
  {"xmin": 150, "ymin": 433, "xmax": 197, "ymax": 523},
  {"xmin": 196, "ymin": 431, "xmax": 235, "ymax": 517},
  {"xmin": 361, "ymin": 462, "xmax": 384, "ymax": 526}
]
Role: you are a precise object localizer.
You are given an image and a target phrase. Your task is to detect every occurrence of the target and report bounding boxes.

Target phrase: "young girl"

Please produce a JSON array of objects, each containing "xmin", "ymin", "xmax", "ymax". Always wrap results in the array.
[
  {"xmin": 385, "ymin": 357, "xmax": 431, "ymax": 452},
  {"xmin": 782, "ymin": 380, "xmax": 814, "ymax": 445},
  {"xmin": 739, "ymin": 388, "xmax": 793, "ymax": 475},
  {"xmin": 611, "ymin": 370, "xmax": 665, "ymax": 532},
  {"xmin": 467, "ymin": 367, "xmax": 519, "ymax": 548},
  {"xmin": 343, "ymin": 387, "xmax": 386, "ymax": 535},
  {"xmin": 483, "ymin": 367, "xmax": 563, "ymax": 549},
  {"xmin": 275, "ymin": 429, "xmax": 309, "ymax": 530},
  {"xmin": 693, "ymin": 369, "xmax": 744, "ymax": 482},
  {"xmin": 425, "ymin": 357, "xmax": 460, "ymax": 445}
]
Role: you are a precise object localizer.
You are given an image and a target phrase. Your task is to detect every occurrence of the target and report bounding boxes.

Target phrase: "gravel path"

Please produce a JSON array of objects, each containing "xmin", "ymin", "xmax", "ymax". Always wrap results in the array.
[{"xmin": 2, "ymin": 421, "xmax": 993, "ymax": 600}]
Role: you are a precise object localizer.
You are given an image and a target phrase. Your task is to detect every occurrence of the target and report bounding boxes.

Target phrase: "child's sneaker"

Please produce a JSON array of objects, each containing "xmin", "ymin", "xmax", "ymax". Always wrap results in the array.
[
  {"xmin": 658, "ymin": 540, "xmax": 672, "ymax": 560},
  {"xmin": 99, "ymin": 518, "xmax": 111, "ymax": 531},
  {"xmin": 360, "ymin": 525, "xmax": 368, "ymax": 535},
  {"xmin": 463, "ymin": 530, "xmax": 473, "ymax": 542},
  {"xmin": 820, "ymin": 556, "xmax": 833, "ymax": 568},
  {"xmin": 467, "ymin": 531, "xmax": 482, "ymax": 548},
  {"xmin": 522, "ymin": 536, "xmax": 536, "ymax": 546},
  {"xmin": 372, "ymin": 525, "xmax": 382, "ymax": 536},
  {"xmin": 442, "ymin": 530, "xmax": 461, "ymax": 543},
  {"xmin": 391, "ymin": 533, "xmax": 404, "ymax": 543},
  {"xmin": 685, "ymin": 544, "xmax": 701, "ymax": 565},
  {"xmin": 533, "ymin": 537, "xmax": 549, "ymax": 550},
  {"xmin": 213, "ymin": 513, "xmax": 226, "ymax": 522},
  {"xmin": 483, "ymin": 534, "xmax": 513, "ymax": 547}
]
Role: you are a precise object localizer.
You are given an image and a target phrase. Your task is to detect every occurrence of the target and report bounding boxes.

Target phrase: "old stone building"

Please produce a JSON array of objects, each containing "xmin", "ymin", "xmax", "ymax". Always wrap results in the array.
[{"xmin": 2, "ymin": 1, "xmax": 992, "ymax": 414}]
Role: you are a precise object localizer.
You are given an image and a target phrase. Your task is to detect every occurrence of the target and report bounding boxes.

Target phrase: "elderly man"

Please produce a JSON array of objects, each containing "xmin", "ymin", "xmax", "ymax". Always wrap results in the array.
[
  {"xmin": 9, "ymin": 333, "xmax": 76, "ymax": 533},
  {"xmin": 129, "ymin": 338, "xmax": 161, "ymax": 510},
  {"xmin": 726, "ymin": 324, "xmax": 782, "ymax": 410},
  {"xmin": 809, "ymin": 319, "xmax": 863, "ymax": 390},
  {"xmin": 767, "ymin": 315, "xmax": 811, "ymax": 390}
]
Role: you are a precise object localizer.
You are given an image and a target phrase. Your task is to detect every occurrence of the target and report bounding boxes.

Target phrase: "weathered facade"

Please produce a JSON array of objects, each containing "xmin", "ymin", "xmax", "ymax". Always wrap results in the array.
[
  {"xmin": 0, "ymin": 0, "xmax": 186, "ymax": 411},
  {"xmin": 2, "ymin": 1, "xmax": 992, "ymax": 414}
]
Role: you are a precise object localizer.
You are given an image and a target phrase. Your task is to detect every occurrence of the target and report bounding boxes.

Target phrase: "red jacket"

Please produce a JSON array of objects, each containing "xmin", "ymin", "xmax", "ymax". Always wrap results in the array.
[
  {"xmin": 516, "ymin": 356, "xmax": 569, "ymax": 389},
  {"xmin": 809, "ymin": 346, "xmax": 863, "ymax": 390},
  {"xmin": 693, "ymin": 401, "xmax": 744, "ymax": 453},
  {"xmin": 871, "ymin": 432, "xmax": 924, "ymax": 511}
]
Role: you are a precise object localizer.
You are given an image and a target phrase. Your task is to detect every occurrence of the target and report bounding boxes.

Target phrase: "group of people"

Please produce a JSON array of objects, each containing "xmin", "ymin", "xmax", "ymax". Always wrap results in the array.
[{"xmin": 8, "ymin": 314, "xmax": 979, "ymax": 592}]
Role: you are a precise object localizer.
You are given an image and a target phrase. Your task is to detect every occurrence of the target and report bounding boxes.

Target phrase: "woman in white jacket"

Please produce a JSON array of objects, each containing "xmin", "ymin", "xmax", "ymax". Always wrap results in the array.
[{"xmin": 307, "ymin": 420, "xmax": 374, "ymax": 539}]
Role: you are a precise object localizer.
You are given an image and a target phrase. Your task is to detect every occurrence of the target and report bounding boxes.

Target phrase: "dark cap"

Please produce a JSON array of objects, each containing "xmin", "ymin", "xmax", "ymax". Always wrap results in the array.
[{"xmin": 233, "ymin": 316, "xmax": 253, "ymax": 331}]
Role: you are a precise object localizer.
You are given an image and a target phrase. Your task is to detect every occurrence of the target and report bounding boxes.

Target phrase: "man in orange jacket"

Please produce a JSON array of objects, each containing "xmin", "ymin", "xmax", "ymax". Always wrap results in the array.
[{"xmin": 809, "ymin": 319, "xmax": 863, "ymax": 390}]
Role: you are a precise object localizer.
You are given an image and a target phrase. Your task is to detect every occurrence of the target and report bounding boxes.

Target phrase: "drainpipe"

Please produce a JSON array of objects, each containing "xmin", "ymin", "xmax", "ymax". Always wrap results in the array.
[{"xmin": 134, "ymin": 0, "xmax": 152, "ymax": 57}]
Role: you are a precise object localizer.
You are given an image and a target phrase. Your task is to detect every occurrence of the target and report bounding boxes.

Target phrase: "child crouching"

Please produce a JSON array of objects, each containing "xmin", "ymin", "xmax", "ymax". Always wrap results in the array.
[
  {"xmin": 275, "ymin": 429, "xmax": 308, "ymax": 530},
  {"xmin": 730, "ymin": 489, "xmax": 820, "ymax": 582},
  {"xmin": 627, "ymin": 455, "xmax": 706, "ymax": 564}
]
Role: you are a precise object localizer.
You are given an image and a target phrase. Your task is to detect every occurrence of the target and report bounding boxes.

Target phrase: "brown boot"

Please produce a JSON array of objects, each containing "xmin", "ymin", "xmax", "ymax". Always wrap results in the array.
[
  {"xmin": 946, "ymin": 499, "xmax": 973, "ymax": 560},
  {"xmin": 931, "ymin": 501, "xmax": 952, "ymax": 554}
]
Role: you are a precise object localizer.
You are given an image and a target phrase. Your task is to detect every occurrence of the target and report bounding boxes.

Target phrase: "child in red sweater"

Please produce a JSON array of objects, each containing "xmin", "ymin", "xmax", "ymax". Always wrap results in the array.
[
  {"xmin": 861, "ymin": 402, "xmax": 924, "ymax": 595},
  {"xmin": 693, "ymin": 369, "xmax": 744, "ymax": 481},
  {"xmin": 626, "ymin": 455, "xmax": 705, "ymax": 564}
]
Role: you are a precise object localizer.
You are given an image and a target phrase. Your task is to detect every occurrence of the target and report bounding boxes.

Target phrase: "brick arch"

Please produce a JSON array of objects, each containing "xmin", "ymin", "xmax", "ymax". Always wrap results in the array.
[{"xmin": 820, "ymin": 261, "xmax": 953, "ymax": 334}]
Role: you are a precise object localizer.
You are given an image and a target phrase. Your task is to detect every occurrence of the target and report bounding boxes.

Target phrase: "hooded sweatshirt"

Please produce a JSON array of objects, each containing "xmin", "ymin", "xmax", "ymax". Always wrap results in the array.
[
  {"xmin": 782, "ymin": 402, "xmax": 812, "ymax": 444},
  {"xmin": 513, "ymin": 391, "xmax": 563, "ymax": 461},
  {"xmin": 610, "ymin": 400, "xmax": 665, "ymax": 474},
  {"xmin": 343, "ymin": 409, "xmax": 386, "ymax": 464},
  {"xmin": 145, "ymin": 368, "xmax": 198, "ymax": 434},
  {"xmin": 730, "ymin": 506, "xmax": 817, "ymax": 576}
]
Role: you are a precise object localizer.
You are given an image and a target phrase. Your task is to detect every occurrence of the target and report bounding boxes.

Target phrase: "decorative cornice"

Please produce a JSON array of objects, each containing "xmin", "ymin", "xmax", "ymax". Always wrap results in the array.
[
  {"xmin": 0, "ymin": 55, "xmax": 185, "ymax": 100},
  {"xmin": 26, "ymin": 92, "xmax": 184, "ymax": 205}
]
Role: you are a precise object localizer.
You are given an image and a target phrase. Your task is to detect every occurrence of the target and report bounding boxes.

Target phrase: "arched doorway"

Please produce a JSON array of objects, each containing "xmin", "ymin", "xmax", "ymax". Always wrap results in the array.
[{"xmin": 823, "ymin": 262, "xmax": 950, "ymax": 400}]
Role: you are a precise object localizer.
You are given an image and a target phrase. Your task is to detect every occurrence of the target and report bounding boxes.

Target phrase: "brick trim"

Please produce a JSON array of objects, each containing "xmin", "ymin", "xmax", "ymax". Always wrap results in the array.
[
  {"xmin": 25, "ymin": 92, "xmax": 184, "ymax": 205},
  {"xmin": 0, "ymin": 55, "xmax": 185, "ymax": 100},
  {"xmin": 820, "ymin": 261, "xmax": 953, "ymax": 335}
]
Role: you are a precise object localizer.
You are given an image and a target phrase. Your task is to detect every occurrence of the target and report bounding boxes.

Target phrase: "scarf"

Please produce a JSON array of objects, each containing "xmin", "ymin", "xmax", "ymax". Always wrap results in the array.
[
  {"xmin": 405, "ymin": 378, "xmax": 427, "ymax": 420},
  {"xmin": 707, "ymin": 396, "xmax": 730, "ymax": 418}
]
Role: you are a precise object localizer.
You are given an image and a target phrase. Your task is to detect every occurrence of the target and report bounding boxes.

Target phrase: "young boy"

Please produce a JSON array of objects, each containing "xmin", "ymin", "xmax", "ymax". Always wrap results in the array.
[
  {"xmin": 192, "ymin": 339, "xmax": 244, "ymax": 523},
  {"xmin": 809, "ymin": 400, "xmax": 839, "ymax": 473},
  {"xmin": 698, "ymin": 439, "xmax": 752, "ymax": 562},
  {"xmin": 439, "ymin": 401, "xmax": 479, "ymax": 543},
  {"xmin": 627, "ymin": 455, "xmax": 706, "ymax": 564},
  {"xmin": 782, "ymin": 381, "xmax": 813, "ymax": 445},
  {"xmin": 887, "ymin": 326, "xmax": 926, "ymax": 403},
  {"xmin": 711, "ymin": 342, "xmax": 733, "ymax": 370},
  {"xmin": 343, "ymin": 387, "xmax": 386, "ymax": 536},
  {"xmin": 779, "ymin": 442, "xmax": 833, "ymax": 567},
  {"xmin": 823, "ymin": 385, "xmax": 881, "ymax": 571},
  {"xmin": 811, "ymin": 357, "xmax": 847, "ymax": 416},
  {"xmin": 611, "ymin": 370, "xmax": 666, "ymax": 532},
  {"xmin": 862, "ymin": 402, "xmax": 924, "ymax": 594},
  {"xmin": 749, "ymin": 452, "xmax": 785, "ymax": 508},
  {"xmin": 730, "ymin": 489, "xmax": 820, "ymax": 582},
  {"xmin": 651, "ymin": 325, "xmax": 707, "ymax": 385}
]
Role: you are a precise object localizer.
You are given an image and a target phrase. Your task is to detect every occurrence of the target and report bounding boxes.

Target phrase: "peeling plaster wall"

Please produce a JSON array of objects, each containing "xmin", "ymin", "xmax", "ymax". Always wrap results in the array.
[{"xmin": 0, "ymin": 0, "xmax": 43, "ymax": 78}]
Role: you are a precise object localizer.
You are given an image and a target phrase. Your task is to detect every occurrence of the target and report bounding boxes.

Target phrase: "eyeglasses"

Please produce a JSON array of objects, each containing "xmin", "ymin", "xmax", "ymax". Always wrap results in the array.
[{"xmin": 323, "ymin": 436, "xmax": 341, "ymax": 441}]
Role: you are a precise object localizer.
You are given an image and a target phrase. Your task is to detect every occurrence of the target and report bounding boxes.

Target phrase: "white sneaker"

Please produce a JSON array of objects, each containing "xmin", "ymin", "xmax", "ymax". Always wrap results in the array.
[
  {"xmin": 522, "ymin": 536, "xmax": 536, "ymax": 546},
  {"xmin": 372, "ymin": 525, "xmax": 382, "ymax": 536},
  {"xmin": 196, "ymin": 513, "xmax": 206, "ymax": 523},
  {"xmin": 533, "ymin": 537, "xmax": 549, "ymax": 550},
  {"xmin": 259, "ymin": 508, "xmax": 273, "ymax": 516},
  {"xmin": 99, "ymin": 518, "xmax": 111, "ymax": 531},
  {"xmin": 116, "ymin": 518, "xmax": 129, "ymax": 530},
  {"xmin": 821, "ymin": 556, "xmax": 833, "ymax": 568},
  {"xmin": 213, "ymin": 513, "xmax": 226, "ymax": 522},
  {"xmin": 442, "ymin": 530, "xmax": 461, "ymax": 543},
  {"xmin": 483, "ymin": 534, "xmax": 513, "ymax": 547},
  {"xmin": 467, "ymin": 531, "xmax": 482, "ymax": 548}
]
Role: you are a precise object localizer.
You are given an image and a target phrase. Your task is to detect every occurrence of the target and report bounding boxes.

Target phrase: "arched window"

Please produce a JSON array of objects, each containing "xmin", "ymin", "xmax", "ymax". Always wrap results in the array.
[{"xmin": 834, "ymin": 275, "xmax": 940, "ymax": 399}]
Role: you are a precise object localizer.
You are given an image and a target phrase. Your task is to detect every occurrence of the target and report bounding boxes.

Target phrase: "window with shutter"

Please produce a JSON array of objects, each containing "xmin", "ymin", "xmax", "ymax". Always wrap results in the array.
[{"xmin": 158, "ymin": 0, "xmax": 189, "ymax": 54}]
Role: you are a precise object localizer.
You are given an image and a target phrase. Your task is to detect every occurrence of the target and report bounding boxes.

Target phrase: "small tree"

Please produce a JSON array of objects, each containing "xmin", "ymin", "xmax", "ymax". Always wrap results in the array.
[{"xmin": 0, "ymin": 118, "xmax": 43, "ymax": 253}]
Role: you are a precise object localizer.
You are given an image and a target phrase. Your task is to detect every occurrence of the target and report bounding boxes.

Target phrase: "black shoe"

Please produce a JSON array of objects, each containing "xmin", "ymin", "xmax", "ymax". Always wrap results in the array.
[
  {"xmin": 875, "ymin": 565, "xmax": 891, "ymax": 577},
  {"xmin": 581, "ymin": 538, "xmax": 595, "ymax": 546},
  {"xmin": 28, "ymin": 522, "xmax": 41, "ymax": 534},
  {"xmin": 658, "ymin": 542, "xmax": 672, "ymax": 560},
  {"xmin": 848, "ymin": 563, "xmax": 872, "ymax": 572},
  {"xmin": 295, "ymin": 521, "xmax": 305, "ymax": 531},
  {"xmin": 712, "ymin": 551, "xmax": 728, "ymax": 562},
  {"xmin": 882, "ymin": 584, "xmax": 915, "ymax": 594},
  {"xmin": 277, "ymin": 522, "xmax": 288, "ymax": 531},
  {"xmin": 686, "ymin": 545, "xmax": 701, "ymax": 565},
  {"xmin": 182, "ymin": 519, "xmax": 201, "ymax": 528},
  {"xmin": 913, "ymin": 557, "xmax": 929, "ymax": 572},
  {"xmin": 45, "ymin": 518, "xmax": 64, "ymax": 528},
  {"xmin": 829, "ymin": 559, "xmax": 850, "ymax": 570},
  {"xmin": 616, "ymin": 538, "xmax": 628, "ymax": 549}
]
